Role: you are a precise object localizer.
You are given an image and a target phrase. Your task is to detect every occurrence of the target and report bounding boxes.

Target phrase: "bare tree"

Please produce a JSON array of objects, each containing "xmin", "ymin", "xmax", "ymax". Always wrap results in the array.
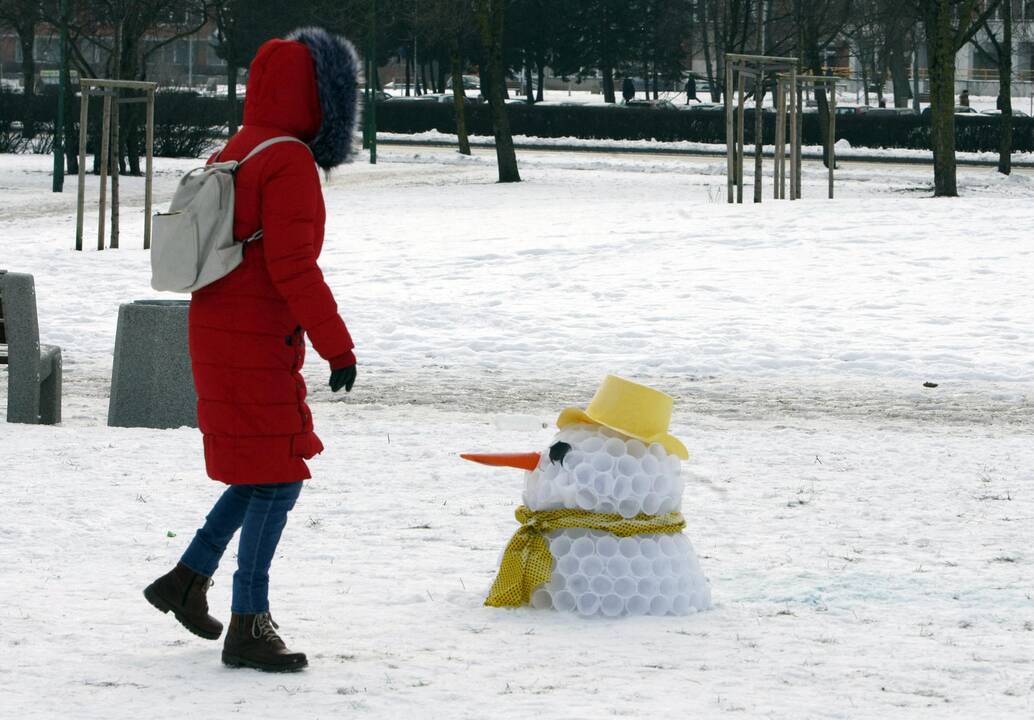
[
  {"xmin": 475, "ymin": 0, "xmax": 520, "ymax": 182},
  {"xmin": 915, "ymin": 0, "xmax": 1002, "ymax": 196},
  {"xmin": 0, "ymin": 0, "xmax": 43, "ymax": 137},
  {"xmin": 971, "ymin": 2, "xmax": 1016, "ymax": 174}
]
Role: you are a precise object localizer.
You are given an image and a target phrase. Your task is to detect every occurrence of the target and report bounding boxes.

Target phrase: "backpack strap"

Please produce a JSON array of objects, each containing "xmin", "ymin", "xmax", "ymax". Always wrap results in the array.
[
  {"xmin": 233, "ymin": 136, "xmax": 312, "ymax": 243},
  {"xmin": 238, "ymin": 136, "xmax": 311, "ymax": 167}
]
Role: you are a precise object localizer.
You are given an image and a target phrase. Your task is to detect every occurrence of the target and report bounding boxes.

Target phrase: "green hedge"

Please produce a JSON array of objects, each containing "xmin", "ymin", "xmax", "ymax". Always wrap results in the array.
[
  {"xmin": 377, "ymin": 99, "xmax": 1034, "ymax": 153},
  {"xmin": 3, "ymin": 89, "xmax": 1032, "ymax": 154},
  {"xmin": 0, "ymin": 89, "xmax": 234, "ymax": 157}
]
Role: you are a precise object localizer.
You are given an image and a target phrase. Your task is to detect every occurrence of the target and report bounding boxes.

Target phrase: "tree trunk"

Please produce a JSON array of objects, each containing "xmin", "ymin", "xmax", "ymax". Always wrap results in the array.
[
  {"xmin": 64, "ymin": 59, "xmax": 77, "ymax": 174},
  {"xmin": 405, "ymin": 46, "xmax": 411, "ymax": 96},
  {"xmin": 450, "ymin": 46, "xmax": 471, "ymax": 156},
  {"xmin": 524, "ymin": 49, "xmax": 534, "ymax": 104},
  {"xmin": 536, "ymin": 56, "xmax": 545, "ymax": 102},
  {"xmin": 998, "ymin": 0, "xmax": 1012, "ymax": 175},
  {"xmin": 19, "ymin": 28, "xmax": 35, "ymax": 139},
  {"xmin": 601, "ymin": 64, "xmax": 615, "ymax": 103},
  {"xmin": 924, "ymin": 3, "xmax": 958, "ymax": 197},
  {"xmin": 476, "ymin": 0, "xmax": 520, "ymax": 182},
  {"xmin": 887, "ymin": 31, "xmax": 911, "ymax": 108},
  {"xmin": 228, "ymin": 62, "xmax": 240, "ymax": 135}
]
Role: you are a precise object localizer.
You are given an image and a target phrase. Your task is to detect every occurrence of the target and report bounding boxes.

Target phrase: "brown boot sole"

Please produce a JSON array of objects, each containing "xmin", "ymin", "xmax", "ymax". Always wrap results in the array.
[
  {"xmin": 143, "ymin": 586, "xmax": 222, "ymax": 641},
  {"xmin": 221, "ymin": 651, "xmax": 308, "ymax": 673}
]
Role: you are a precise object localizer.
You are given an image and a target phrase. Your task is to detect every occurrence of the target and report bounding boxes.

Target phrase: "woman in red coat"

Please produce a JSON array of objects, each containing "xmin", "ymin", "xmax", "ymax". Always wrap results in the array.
[{"xmin": 144, "ymin": 27, "xmax": 359, "ymax": 673}]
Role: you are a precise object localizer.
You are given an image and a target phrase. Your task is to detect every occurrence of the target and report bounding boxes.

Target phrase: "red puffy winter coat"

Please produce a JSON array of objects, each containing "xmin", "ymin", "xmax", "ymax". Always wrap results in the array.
[{"xmin": 189, "ymin": 35, "xmax": 358, "ymax": 485}]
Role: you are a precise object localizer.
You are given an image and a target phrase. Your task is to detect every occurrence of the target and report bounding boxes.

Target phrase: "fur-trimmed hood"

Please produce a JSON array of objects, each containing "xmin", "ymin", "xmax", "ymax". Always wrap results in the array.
[
  {"xmin": 243, "ymin": 28, "xmax": 361, "ymax": 171},
  {"xmin": 287, "ymin": 27, "xmax": 361, "ymax": 170}
]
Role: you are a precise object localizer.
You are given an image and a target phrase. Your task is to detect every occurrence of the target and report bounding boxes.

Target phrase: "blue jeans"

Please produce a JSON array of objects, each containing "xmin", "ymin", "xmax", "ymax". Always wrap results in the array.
[{"xmin": 180, "ymin": 482, "xmax": 303, "ymax": 614}]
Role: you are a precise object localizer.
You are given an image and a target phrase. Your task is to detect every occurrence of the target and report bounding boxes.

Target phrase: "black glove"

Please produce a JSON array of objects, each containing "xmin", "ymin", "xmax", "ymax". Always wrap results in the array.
[{"xmin": 329, "ymin": 364, "xmax": 356, "ymax": 393}]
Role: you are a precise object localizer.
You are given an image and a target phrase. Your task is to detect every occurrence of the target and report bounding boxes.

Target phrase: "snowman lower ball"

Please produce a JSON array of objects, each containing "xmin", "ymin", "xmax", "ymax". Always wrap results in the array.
[{"xmin": 465, "ymin": 376, "xmax": 712, "ymax": 618}]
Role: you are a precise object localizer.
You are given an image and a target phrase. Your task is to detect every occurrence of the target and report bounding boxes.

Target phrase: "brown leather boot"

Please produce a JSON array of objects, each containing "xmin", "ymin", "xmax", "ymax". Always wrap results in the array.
[
  {"xmin": 221, "ymin": 613, "xmax": 308, "ymax": 673},
  {"xmin": 143, "ymin": 563, "xmax": 223, "ymax": 640}
]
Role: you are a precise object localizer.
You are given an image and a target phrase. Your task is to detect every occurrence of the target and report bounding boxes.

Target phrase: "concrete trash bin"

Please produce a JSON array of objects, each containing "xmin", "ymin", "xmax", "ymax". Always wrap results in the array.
[{"xmin": 107, "ymin": 299, "xmax": 197, "ymax": 429}]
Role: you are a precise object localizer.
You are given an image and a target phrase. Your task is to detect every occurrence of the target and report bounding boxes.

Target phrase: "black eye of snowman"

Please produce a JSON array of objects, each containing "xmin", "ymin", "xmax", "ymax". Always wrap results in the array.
[{"xmin": 548, "ymin": 441, "xmax": 572, "ymax": 464}]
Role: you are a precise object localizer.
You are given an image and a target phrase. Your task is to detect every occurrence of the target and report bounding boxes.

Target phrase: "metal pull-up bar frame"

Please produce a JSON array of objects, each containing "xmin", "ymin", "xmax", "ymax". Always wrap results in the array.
[{"xmin": 75, "ymin": 78, "xmax": 157, "ymax": 251}]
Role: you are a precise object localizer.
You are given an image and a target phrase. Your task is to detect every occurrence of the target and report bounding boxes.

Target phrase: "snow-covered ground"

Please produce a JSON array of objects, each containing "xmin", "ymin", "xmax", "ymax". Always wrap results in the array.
[{"xmin": 1, "ymin": 149, "xmax": 1032, "ymax": 718}]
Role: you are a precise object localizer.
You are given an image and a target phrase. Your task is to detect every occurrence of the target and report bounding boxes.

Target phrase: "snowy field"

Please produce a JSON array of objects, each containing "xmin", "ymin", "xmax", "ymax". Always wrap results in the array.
[{"xmin": 1, "ymin": 148, "xmax": 1033, "ymax": 718}]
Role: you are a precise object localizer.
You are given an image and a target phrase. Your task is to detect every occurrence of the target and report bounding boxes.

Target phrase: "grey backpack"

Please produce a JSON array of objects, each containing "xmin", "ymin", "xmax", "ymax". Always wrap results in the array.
[{"xmin": 150, "ymin": 136, "xmax": 310, "ymax": 293}]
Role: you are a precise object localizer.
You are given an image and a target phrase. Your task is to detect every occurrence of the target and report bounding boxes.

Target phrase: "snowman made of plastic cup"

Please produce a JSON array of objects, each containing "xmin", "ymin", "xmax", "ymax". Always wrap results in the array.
[{"xmin": 463, "ymin": 375, "xmax": 712, "ymax": 617}]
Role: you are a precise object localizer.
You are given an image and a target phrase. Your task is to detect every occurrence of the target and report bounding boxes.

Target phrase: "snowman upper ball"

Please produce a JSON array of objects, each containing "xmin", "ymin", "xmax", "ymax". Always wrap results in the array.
[{"xmin": 524, "ymin": 424, "xmax": 684, "ymax": 518}]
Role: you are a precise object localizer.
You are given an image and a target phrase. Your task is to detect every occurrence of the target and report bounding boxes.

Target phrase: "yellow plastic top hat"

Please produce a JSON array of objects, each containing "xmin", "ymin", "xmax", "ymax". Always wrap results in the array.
[{"xmin": 557, "ymin": 375, "xmax": 689, "ymax": 460}]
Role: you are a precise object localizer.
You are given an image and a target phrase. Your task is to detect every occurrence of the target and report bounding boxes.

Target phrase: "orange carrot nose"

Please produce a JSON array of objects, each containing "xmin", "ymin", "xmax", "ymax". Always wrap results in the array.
[{"xmin": 460, "ymin": 452, "xmax": 542, "ymax": 471}]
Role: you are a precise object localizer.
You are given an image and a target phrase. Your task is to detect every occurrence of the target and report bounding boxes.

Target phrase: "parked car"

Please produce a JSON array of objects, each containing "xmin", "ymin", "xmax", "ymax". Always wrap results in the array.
[
  {"xmin": 865, "ymin": 107, "xmax": 917, "ymax": 117},
  {"xmin": 920, "ymin": 106, "xmax": 981, "ymax": 118},
  {"xmin": 446, "ymin": 75, "xmax": 481, "ymax": 91},
  {"xmin": 980, "ymin": 108, "xmax": 1030, "ymax": 117},
  {"xmin": 622, "ymin": 98, "xmax": 677, "ymax": 110},
  {"xmin": 680, "ymin": 102, "xmax": 724, "ymax": 112},
  {"xmin": 836, "ymin": 105, "xmax": 871, "ymax": 115}
]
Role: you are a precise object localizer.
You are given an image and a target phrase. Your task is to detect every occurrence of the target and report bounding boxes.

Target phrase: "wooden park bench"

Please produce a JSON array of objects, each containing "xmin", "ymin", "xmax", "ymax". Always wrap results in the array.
[{"xmin": 0, "ymin": 271, "xmax": 62, "ymax": 424}]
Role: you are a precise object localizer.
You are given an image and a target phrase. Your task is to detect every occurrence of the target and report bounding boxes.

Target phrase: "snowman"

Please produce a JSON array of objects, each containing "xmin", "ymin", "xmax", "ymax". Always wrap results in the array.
[{"xmin": 463, "ymin": 375, "xmax": 712, "ymax": 617}]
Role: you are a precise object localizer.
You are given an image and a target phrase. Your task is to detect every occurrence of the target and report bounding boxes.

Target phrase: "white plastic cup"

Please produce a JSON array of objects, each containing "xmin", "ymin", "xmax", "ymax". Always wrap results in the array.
[
  {"xmin": 574, "ymin": 464, "xmax": 595, "ymax": 487},
  {"xmin": 596, "ymin": 536, "xmax": 619, "ymax": 558},
  {"xmin": 567, "ymin": 528, "xmax": 589, "ymax": 539},
  {"xmin": 626, "ymin": 595, "xmax": 650, "ymax": 616},
  {"xmin": 642, "ymin": 493, "xmax": 662, "ymax": 515},
  {"xmin": 576, "ymin": 592, "xmax": 601, "ymax": 616},
  {"xmin": 553, "ymin": 590, "xmax": 576, "ymax": 612},
  {"xmin": 593, "ymin": 473, "xmax": 615, "ymax": 496},
  {"xmin": 671, "ymin": 594, "xmax": 690, "ymax": 615},
  {"xmin": 657, "ymin": 497, "xmax": 674, "ymax": 515},
  {"xmin": 598, "ymin": 500, "xmax": 617, "ymax": 515},
  {"xmin": 571, "ymin": 537, "xmax": 595, "ymax": 559},
  {"xmin": 590, "ymin": 575, "xmax": 613, "ymax": 595},
  {"xmin": 641, "ymin": 455, "xmax": 660, "ymax": 476},
  {"xmin": 530, "ymin": 588, "xmax": 553, "ymax": 609},
  {"xmin": 604, "ymin": 437, "xmax": 626, "ymax": 458},
  {"xmin": 558, "ymin": 554, "xmax": 580, "ymax": 577},
  {"xmin": 652, "ymin": 557, "xmax": 672, "ymax": 577},
  {"xmin": 658, "ymin": 535, "xmax": 678, "ymax": 558},
  {"xmin": 673, "ymin": 534, "xmax": 691, "ymax": 553},
  {"xmin": 666, "ymin": 455, "xmax": 682, "ymax": 475},
  {"xmin": 618, "ymin": 537, "xmax": 640, "ymax": 559},
  {"xmin": 630, "ymin": 556, "xmax": 652, "ymax": 578},
  {"xmin": 652, "ymin": 475, "xmax": 671, "ymax": 496},
  {"xmin": 562, "ymin": 450, "xmax": 585, "ymax": 471},
  {"xmin": 614, "ymin": 577, "xmax": 637, "ymax": 599},
  {"xmin": 567, "ymin": 573, "xmax": 590, "ymax": 595},
  {"xmin": 580, "ymin": 436, "xmax": 605, "ymax": 454},
  {"xmin": 592, "ymin": 453, "xmax": 614, "ymax": 473},
  {"xmin": 550, "ymin": 535, "xmax": 572, "ymax": 558},
  {"xmin": 581, "ymin": 556, "xmax": 604, "ymax": 576},
  {"xmin": 575, "ymin": 487, "xmax": 598, "ymax": 511},
  {"xmin": 606, "ymin": 556, "xmax": 630, "ymax": 578},
  {"xmin": 616, "ymin": 456, "xmax": 639, "ymax": 478},
  {"xmin": 612, "ymin": 476, "xmax": 632, "ymax": 500},
  {"xmin": 617, "ymin": 498, "xmax": 640, "ymax": 519},
  {"xmin": 649, "ymin": 595, "xmax": 672, "ymax": 616},
  {"xmin": 637, "ymin": 577, "xmax": 659, "ymax": 597},
  {"xmin": 677, "ymin": 575, "xmax": 691, "ymax": 593},
  {"xmin": 659, "ymin": 577, "xmax": 677, "ymax": 596},
  {"xmin": 601, "ymin": 594, "xmax": 624, "ymax": 617},
  {"xmin": 556, "ymin": 470, "xmax": 575, "ymax": 489},
  {"xmin": 626, "ymin": 439, "xmax": 647, "ymax": 459},
  {"xmin": 648, "ymin": 443, "xmax": 667, "ymax": 460},
  {"xmin": 631, "ymin": 474, "xmax": 652, "ymax": 496},
  {"xmin": 639, "ymin": 538, "xmax": 660, "ymax": 560}
]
